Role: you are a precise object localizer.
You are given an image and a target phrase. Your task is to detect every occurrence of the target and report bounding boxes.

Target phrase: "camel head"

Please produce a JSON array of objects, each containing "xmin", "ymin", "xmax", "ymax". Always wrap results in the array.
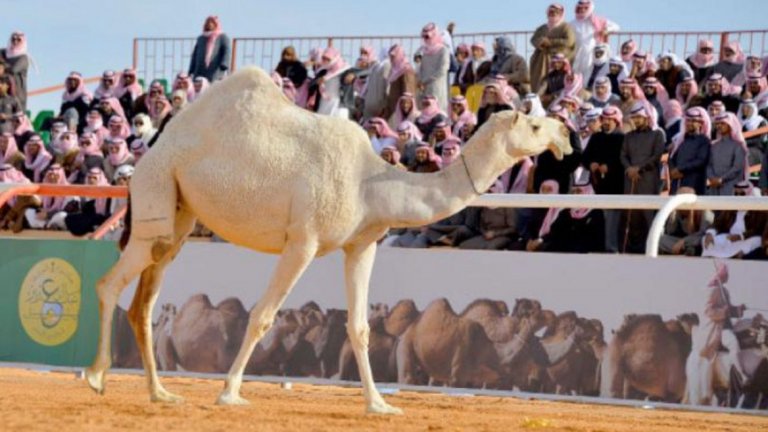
[
  {"xmin": 482, "ymin": 111, "xmax": 572, "ymax": 163},
  {"xmin": 676, "ymin": 313, "xmax": 700, "ymax": 335}
]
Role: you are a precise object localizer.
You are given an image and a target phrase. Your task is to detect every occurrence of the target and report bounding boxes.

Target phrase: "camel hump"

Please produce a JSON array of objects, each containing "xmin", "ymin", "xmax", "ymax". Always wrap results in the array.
[
  {"xmin": 460, "ymin": 298, "xmax": 509, "ymax": 317},
  {"xmin": 424, "ymin": 298, "xmax": 457, "ymax": 315},
  {"xmin": 184, "ymin": 293, "xmax": 214, "ymax": 309},
  {"xmin": 216, "ymin": 297, "xmax": 247, "ymax": 317},
  {"xmin": 301, "ymin": 301, "xmax": 323, "ymax": 314},
  {"xmin": 615, "ymin": 314, "xmax": 664, "ymax": 338}
]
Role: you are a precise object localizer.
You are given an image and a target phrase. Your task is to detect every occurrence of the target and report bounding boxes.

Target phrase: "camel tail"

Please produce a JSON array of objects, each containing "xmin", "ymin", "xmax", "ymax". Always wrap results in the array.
[{"xmin": 118, "ymin": 196, "xmax": 131, "ymax": 251}]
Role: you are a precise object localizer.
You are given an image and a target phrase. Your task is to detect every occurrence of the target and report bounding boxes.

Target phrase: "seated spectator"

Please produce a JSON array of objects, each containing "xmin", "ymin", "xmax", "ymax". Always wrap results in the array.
[
  {"xmin": 414, "ymin": 95, "xmax": 447, "ymax": 139},
  {"xmin": 702, "ymin": 180, "xmax": 765, "ymax": 258},
  {"xmin": 133, "ymin": 80, "xmax": 164, "ymax": 117},
  {"xmin": 606, "ymin": 57, "xmax": 628, "ymax": 97},
  {"xmin": 533, "ymin": 104, "xmax": 582, "ymax": 193},
  {"xmin": 25, "ymin": 164, "xmax": 74, "ymax": 230},
  {"xmin": 588, "ymin": 76, "xmax": 619, "ymax": 108},
  {"xmin": 68, "ymin": 132, "xmax": 104, "ymax": 184},
  {"xmin": 628, "ymin": 51, "xmax": 654, "ymax": 84},
  {"xmin": 129, "ymin": 138, "xmax": 149, "ymax": 163},
  {"xmin": 527, "ymin": 177, "xmax": 605, "ymax": 253},
  {"xmin": 476, "ymin": 83, "xmax": 514, "ymax": 129},
  {"xmin": 22, "ymin": 134, "xmax": 52, "ymax": 182},
  {"xmin": 761, "ymin": 144, "xmax": 768, "ymax": 196},
  {"xmin": 64, "ymin": 167, "xmax": 112, "ymax": 236},
  {"xmin": 738, "ymin": 99, "xmax": 768, "ymax": 165},
  {"xmin": 365, "ymin": 117, "xmax": 398, "ymax": 154},
  {"xmin": 408, "ymin": 143, "xmax": 441, "ymax": 173},
  {"xmin": 708, "ymin": 112, "xmax": 747, "ymax": 196},
  {"xmin": 394, "ymin": 121, "xmax": 423, "ymax": 166},
  {"xmin": 699, "ymin": 74, "xmax": 740, "ymax": 113},
  {"xmin": 663, "ymin": 100, "xmax": 684, "ymax": 145},
  {"xmin": 449, "ymin": 96, "xmax": 476, "ymax": 141},
  {"xmin": 431, "ymin": 120, "xmax": 458, "ymax": 153},
  {"xmin": 275, "ymin": 46, "xmax": 309, "ymax": 90},
  {"xmin": 499, "ymin": 156, "xmax": 533, "ymax": 194},
  {"xmin": 668, "ymin": 107, "xmax": 711, "ymax": 195},
  {"xmin": 98, "ymin": 97, "xmax": 127, "ymax": 127},
  {"xmin": 51, "ymin": 130, "xmax": 79, "ymax": 175},
  {"xmin": 0, "ymin": 75, "xmax": 21, "ymax": 134},
  {"xmin": 656, "ymin": 51, "xmax": 691, "ymax": 97},
  {"xmin": 60, "ymin": 72, "xmax": 92, "ymax": 132},
  {"xmin": 509, "ymin": 179, "xmax": 559, "ymax": 250},
  {"xmin": 440, "ymin": 137, "xmax": 462, "ymax": 167},
  {"xmin": 172, "ymin": 72, "xmax": 196, "ymax": 102},
  {"xmin": 92, "ymin": 70, "xmax": 118, "ymax": 105},
  {"xmin": 11, "ymin": 111, "xmax": 34, "ymax": 150},
  {"xmin": 405, "ymin": 205, "xmax": 479, "ymax": 249},
  {"xmin": 84, "ymin": 109, "xmax": 108, "ymax": 146},
  {"xmin": 687, "ymin": 39, "xmax": 717, "ymax": 86},
  {"xmin": 102, "ymin": 137, "xmax": 134, "ymax": 181},
  {"xmin": 713, "ymin": 41, "xmax": 745, "ymax": 84},
  {"xmin": 675, "ymin": 77, "xmax": 701, "ymax": 111},
  {"xmin": 489, "ymin": 36, "xmax": 529, "ymax": 95},
  {"xmin": 733, "ymin": 55, "xmax": 763, "ymax": 89},
  {"xmin": 559, "ymin": 72, "xmax": 588, "ymax": 103},
  {"xmin": 659, "ymin": 186, "xmax": 713, "ymax": 256},
  {"xmin": 148, "ymin": 95, "xmax": 171, "ymax": 130},
  {"xmin": 521, "ymin": 93, "xmax": 547, "ymax": 117},
  {"xmin": 106, "ymin": 115, "xmax": 130, "ymax": 141},
  {"xmin": 380, "ymin": 146, "xmax": 406, "ymax": 170},
  {"xmin": 116, "ymin": 68, "xmax": 142, "ymax": 120},
  {"xmin": 619, "ymin": 39, "xmax": 637, "ymax": 71},
  {"xmin": 0, "ymin": 163, "xmax": 39, "ymax": 232},
  {"xmin": 192, "ymin": 76, "xmax": 210, "ymax": 102},
  {"xmin": 381, "ymin": 44, "xmax": 416, "ymax": 122},
  {"xmin": 457, "ymin": 42, "xmax": 491, "ymax": 93},
  {"xmin": 188, "ymin": 16, "xmax": 231, "ymax": 82},
  {"xmin": 745, "ymin": 74, "xmax": 768, "ymax": 117},
  {"xmin": 389, "ymin": 92, "xmax": 420, "ymax": 129},
  {"xmin": 538, "ymin": 53, "xmax": 570, "ymax": 107},
  {"xmin": 586, "ymin": 43, "xmax": 610, "ymax": 89},
  {"xmin": 127, "ymin": 113, "xmax": 156, "ymax": 148},
  {"xmin": 0, "ymin": 132, "xmax": 23, "ymax": 170},
  {"xmin": 459, "ymin": 181, "xmax": 519, "ymax": 250}
]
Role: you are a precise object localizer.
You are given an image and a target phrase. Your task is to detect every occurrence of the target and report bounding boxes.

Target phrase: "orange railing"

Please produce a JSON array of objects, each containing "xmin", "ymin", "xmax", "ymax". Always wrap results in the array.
[
  {"xmin": 0, "ymin": 184, "xmax": 128, "ymax": 240},
  {"xmin": 27, "ymin": 77, "xmax": 101, "ymax": 98}
]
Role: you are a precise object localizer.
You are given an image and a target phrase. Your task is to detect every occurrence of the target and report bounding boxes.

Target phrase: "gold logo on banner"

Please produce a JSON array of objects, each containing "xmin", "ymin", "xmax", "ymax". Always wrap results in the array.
[{"xmin": 18, "ymin": 258, "xmax": 81, "ymax": 346}]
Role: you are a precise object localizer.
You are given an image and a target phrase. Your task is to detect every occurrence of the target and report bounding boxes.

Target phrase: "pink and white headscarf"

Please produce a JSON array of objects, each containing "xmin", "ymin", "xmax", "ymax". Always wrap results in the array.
[
  {"xmin": 628, "ymin": 101, "xmax": 660, "ymax": 130},
  {"xmin": 23, "ymin": 135, "xmax": 52, "ymax": 182},
  {"xmin": 417, "ymin": 95, "xmax": 445, "ymax": 123},
  {"xmin": 393, "ymin": 93, "xmax": 421, "ymax": 126},
  {"xmin": 707, "ymin": 73, "xmax": 741, "ymax": 96},
  {"xmin": 62, "ymin": 72, "xmax": 93, "ymax": 104},
  {"xmin": 415, "ymin": 143, "xmax": 442, "ymax": 168},
  {"xmin": 94, "ymin": 70, "xmax": 118, "ymax": 100},
  {"xmin": 688, "ymin": 39, "xmax": 716, "ymax": 69},
  {"xmin": 675, "ymin": 77, "xmax": 699, "ymax": 108},
  {"xmin": 13, "ymin": 112, "xmax": 33, "ymax": 135},
  {"xmin": 366, "ymin": 117, "xmax": 399, "ymax": 139},
  {"xmin": 115, "ymin": 68, "xmax": 143, "ymax": 100},
  {"xmin": 538, "ymin": 179, "xmax": 562, "ymax": 237},
  {"xmin": 420, "ymin": 23, "xmax": 445, "ymax": 56},
  {"xmin": 5, "ymin": 32, "xmax": 27, "ymax": 58},
  {"xmin": 380, "ymin": 146, "xmax": 402, "ymax": 165},
  {"xmin": 0, "ymin": 164, "xmax": 29, "ymax": 185},
  {"xmin": 106, "ymin": 138, "xmax": 132, "ymax": 167},
  {"xmin": 99, "ymin": 96, "xmax": 127, "ymax": 121},
  {"xmin": 479, "ymin": 82, "xmax": 512, "ymax": 108},
  {"xmin": 600, "ymin": 105, "xmax": 623, "ymax": 129},
  {"xmin": 547, "ymin": 3, "xmax": 566, "ymax": 29},
  {"xmin": 548, "ymin": 104, "xmax": 577, "ymax": 132},
  {"xmin": 663, "ymin": 99, "xmax": 684, "ymax": 129},
  {"xmin": 574, "ymin": 0, "xmax": 608, "ymax": 43},
  {"xmin": 173, "ymin": 72, "xmax": 196, "ymax": 101},
  {"xmin": 619, "ymin": 78, "xmax": 646, "ymax": 101},
  {"xmin": 41, "ymin": 164, "xmax": 69, "ymax": 212},
  {"xmin": 85, "ymin": 167, "xmax": 111, "ymax": 215},
  {"xmin": 388, "ymin": 44, "xmax": 413, "ymax": 84},
  {"xmin": 641, "ymin": 77, "xmax": 670, "ymax": 106},
  {"xmin": 149, "ymin": 97, "xmax": 171, "ymax": 125},
  {"xmin": 441, "ymin": 137, "xmax": 462, "ymax": 167},
  {"xmin": 107, "ymin": 115, "xmax": 131, "ymax": 139},
  {"xmin": 0, "ymin": 133, "xmax": 20, "ymax": 164},
  {"xmin": 549, "ymin": 53, "xmax": 572, "ymax": 75},
  {"xmin": 282, "ymin": 77, "xmax": 297, "ymax": 102},
  {"xmin": 52, "ymin": 131, "xmax": 78, "ymax": 156},
  {"xmin": 202, "ymin": 16, "xmax": 223, "ymax": 68},
  {"xmin": 713, "ymin": 112, "xmax": 749, "ymax": 180},
  {"xmin": 318, "ymin": 46, "xmax": 348, "ymax": 77},
  {"xmin": 722, "ymin": 40, "xmax": 745, "ymax": 64},
  {"xmin": 562, "ymin": 73, "xmax": 584, "ymax": 98},
  {"xmin": 396, "ymin": 121, "xmax": 424, "ymax": 141},
  {"xmin": 747, "ymin": 73, "xmax": 768, "ymax": 109},
  {"xmin": 670, "ymin": 107, "xmax": 711, "ymax": 157},
  {"xmin": 620, "ymin": 39, "xmax": 637, "ymax": 63},
  {"xmin": 75, "ymin": 132, "xmax": 103, "ymax": 166},
  {"xmin": 449, "ymin": 96, "xmax": 477, "ymax": 137},
  {"xmin": 129, "ymin": 138, "xmax": 149, "ymax": 163}
]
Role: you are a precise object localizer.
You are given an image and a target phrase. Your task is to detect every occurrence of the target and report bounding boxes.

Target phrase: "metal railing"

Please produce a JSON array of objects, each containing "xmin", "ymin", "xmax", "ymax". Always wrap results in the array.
[{"xmin": 133, "ymin": 29, "xmax": 768, "ymax": 84}]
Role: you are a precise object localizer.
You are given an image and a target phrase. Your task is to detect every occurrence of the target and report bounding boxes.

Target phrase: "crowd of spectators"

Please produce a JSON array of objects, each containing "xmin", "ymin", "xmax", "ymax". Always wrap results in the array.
[{"xmin": 1, "ymin": 2, "xmax": 767, "ymax": 260}]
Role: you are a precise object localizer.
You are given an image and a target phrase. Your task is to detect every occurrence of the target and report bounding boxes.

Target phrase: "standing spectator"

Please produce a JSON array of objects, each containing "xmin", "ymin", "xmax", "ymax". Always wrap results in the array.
[
  {"xmin": 675, "ymin": 77, "xmax": 702, "ymax": 109},
  {"xmin": 476, "ymin": 83, "xmax": 514, "ymax": 129},
  {"xmin": 619, "ymin": 39, "xmax": 637, "ymax": 71},
  {"xmin": 275, "ymin": 46, "xmax": 308, "ymax": 89},
  {"xmin": 583, "ymin": 106, "xmax": 624, "ymax": 252},
  {"xmin": 0, "ymin": 75, "xmax": 20, "ymax": 134},
  {"xmin": 449, "ymin": 95, "xmax": 476, "ymax": 140},
  {"xmin": 538, "ymin": 53, "xmax": 570, "ymax": 108},
  {"xmin": 115, "ymin": 68, "xmax": 142, "ymax": 120},
  {"xmin": 188, "ymin": 16, "xmax": 231, "ymax": 82},
  {"xmin": 457, "ymin": 42, "xmax": 491, "ymax": 93},
  {"xmin": 60, "ymin": 72, "xmax": 92, "ymax": 132},
  {"xmin": 24, "ymin": 164, "xmax": 73, "ymax": 230},
  {"xmin": 0, "ymin": 132, "xmax": 24, "ymax": 171},
  {"xmin": 668, "ymin": 107, "xmax": 711, "ymax": 195},
  {"xmin": 642, "ymin": 77, "xmax": 667, "ymax": 129},
  {"xmin": 618, "ymin": 78, "xmax": 646, "ymax": 128},
  {"xmin": 389, "ymin": 92, "xmax": 421, "ymax": 129},
  {"xmin": 663, "ymin": 100, "xmax": 684, "ymax": 145},
  {"xmin": 656, "ymin": 52, "xmax": 692, "ymax": 97},
  {"xmin": 713, "ymin": 41, "xmax": 745, "ymax": 83},
  {"xmin": 361, "ymin": 47, "xmax": 392, "ymax": 121},
  {"xmin": 570, "ymin": 0, "xmax": 619, "ymax": 79},
  {"xmin": 589, "ymin": 76, "xmax": 619, "ymax": 108},
  {"xmin": 381, "ymin": 45, "xmax": 417, "ymax": 122},
  {"xmin": 708, "ymin": 112, "xmax": 747, "ymax": 196},
  {"xmin": 92, "ymin": 70, "xmax": 118, "ymax": 105},
  {"xmin": 687, "ymin": 39, "xmax": 717, "ymax": 86},
  {"xmin": 620, "ymin": 102, "xmax": 665, "ymax": 252},
  {"xmin": 530, "ymin": 3, "xmax": 576, "ymax": 92},
  {"xmin": 1, "ymin": 32, "xmax": 30, "ymax": 110},
  {"xmin": 414, "ymin": 95, "xmax": 447, "ymax": 139},
  {"xmin": 308, "ymin": 47, "xmax": 353, "ymax": 118},
  {"xmin": 12, "ymin": 111, "xmax": 34, "ymax": 150},
  {"xmin": 417, "ymin": 23, "xmax": 450, "ymax": 112},
  {"xmin": 22, "ymin": 134, "xmax": 51, "ymax": 182},
  {"xmin": 738, "ymin": 99, "xmax": 768, "ymax": 165},
  {"xmin": 452, "ymin": 44, "xmax": 470, "ymax": 88},
  {"xmin": 489, "ymin": 36, "xmax": 530, "ymax": 95},
  {"xmin": 533, "ymin": 104, "xmax": 582, "ymax": 193},
  {"xmin": 585, "ymin": 43, "xmax": 610, "ymax": 89}
]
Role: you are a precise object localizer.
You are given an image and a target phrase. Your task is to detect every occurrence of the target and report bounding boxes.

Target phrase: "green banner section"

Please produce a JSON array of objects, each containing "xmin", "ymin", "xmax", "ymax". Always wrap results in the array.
[{"xmin": 0, "ymin": 239, "xmax": 119, "ymax": 366}]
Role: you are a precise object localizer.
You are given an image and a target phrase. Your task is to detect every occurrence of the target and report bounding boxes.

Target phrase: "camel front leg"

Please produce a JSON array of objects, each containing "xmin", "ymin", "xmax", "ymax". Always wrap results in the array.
[
  {"xmin": 344, "ymin": 241, "xmax": 402, "ymax": 415},
  {"xmin": 217, "ymin": 239, "xmax": 317, "ymax": 405}
]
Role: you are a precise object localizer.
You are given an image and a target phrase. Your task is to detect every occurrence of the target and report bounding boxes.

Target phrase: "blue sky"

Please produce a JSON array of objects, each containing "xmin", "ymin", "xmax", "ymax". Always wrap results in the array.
[{"xmin": 5, "ymin": 0, "xmax": 768, "ymax": 113}]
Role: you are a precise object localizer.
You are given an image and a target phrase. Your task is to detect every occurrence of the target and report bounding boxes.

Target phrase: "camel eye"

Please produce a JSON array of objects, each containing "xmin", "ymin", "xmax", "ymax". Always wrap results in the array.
[{"xmin": 532, "ymin": 124, "xmax": 541, "ymax": 133}]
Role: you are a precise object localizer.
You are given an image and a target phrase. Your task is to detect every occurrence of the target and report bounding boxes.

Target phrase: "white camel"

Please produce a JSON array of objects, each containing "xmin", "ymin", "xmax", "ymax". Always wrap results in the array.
[{"xmin": 83, "ymin": 67, "xmax": 571, "ymax": 414}]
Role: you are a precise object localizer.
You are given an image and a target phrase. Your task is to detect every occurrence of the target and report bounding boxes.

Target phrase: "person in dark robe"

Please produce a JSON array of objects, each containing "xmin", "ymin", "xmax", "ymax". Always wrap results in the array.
[
  {"xmin": 668, "ymin": 107, "xmax": 711, "ymax": 195},
  {"xmin": 529, "ymin": 3, "xmax": 576, "ymax": 92},
  {"xmin": 476, "ymin": 83, "xmax": 514, "ymax": 128},
  {"xmin": 707, "ymin": 112, "xmax": 748, "ymax": 196},
  {"xmin": 413, "ymin": 95, "xmax": 447, "ymax": 139},
  {"xmin": 489, "ymin": 36, "xmax": 530, "ymax": 95},
  {"xmin": 675, "ymin": 76, "xmax": 703, "ymax": 109},
  {"xmin": 686, "ymin": 39, "xmax": 717, "ymax": 86},
  {"xmin": 509, "ymin": 179, "xmax": 559, "ymax": 251},
  {"xmin": 275, "ymin": 46, "xmax": 308, "ymax": 89},
  {"xmin": 407, "ymin": 143, "xmax": 441, "ymax": 173},
  {"xmin": 663, "ymin": 100, "xmax": 683, "ymax": 147},
  {"xmin": 0, "ymin": 32, "xmax": 30, "ymax": 110},
  {"xmin": 458, "ymin": 181, "xmax": 519, "ymax": 250},
  {"xmin": 11, "ymin": 111, "xmax": 34, "ymax": 150},
  {"xmin": 620, "ymin": 102, "xmax": 666, "ymax": 253},
  {"xmin": 188, "ymin": 16, "xmax": 231, "ymax": 82},
  {"xmin": 59, "ymin": 72, "xmax": 92, "ymax": 133},
  {"xmin": 533, "ymin": 104, "xmax": 582, "ymax": 193},
  {"xmin": 527, "ymin": 177, "xmax": 605, "ymax": 253},
  {"xmin": 64, "ymin": 167, "xmax": 112, "ymax": 236},
  {"xmin": 68, "ymin": 132, "xmax": 105, "ymax": 184},
  {"xmin": 381, "ymin": 44, "xmax": 417, "ymax": 122},
  {"xmin": 641, "ymin": 78, "xmax": 666, "ymax": 129},
  {"xmin": 537, "ymin": 53, "xmax": 570, "ymax": 108},
  {"xmin": 456, "ymin": 42, "xmax": 491, "ymax": 93},
  {"xmin": 699, "ymin": 74, "xmax": 741, "ymax": 114},
  {"xmin": 115, "ymin": 68, "xmax": 142, "ymax": 122},
  {"xmin": 606, "ymin": 57, "xmax": 627, "ymax": 97},
  {"xmin": 586, "ymin": 43, "xmax": 610, "ymax": 89},
  {"xmin": 655, "ymin": 52, "xmax": 690, "ymax": 97},
  {"xmin": 712, "ymin": 41, "xmax": 745, "ymax": 84},
  {"xmin": 582, "ymin": 106, "xmax": 624, "ymax": 252}
]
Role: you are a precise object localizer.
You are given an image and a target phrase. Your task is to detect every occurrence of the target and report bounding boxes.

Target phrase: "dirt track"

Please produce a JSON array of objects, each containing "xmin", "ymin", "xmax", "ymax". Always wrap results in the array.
[{"xmin": 0, "ymin": 368, "xmax": 765, "ymax": 432}]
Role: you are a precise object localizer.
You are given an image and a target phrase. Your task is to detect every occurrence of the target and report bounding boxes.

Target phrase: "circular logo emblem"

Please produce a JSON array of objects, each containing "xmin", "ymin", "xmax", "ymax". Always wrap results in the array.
[{"xmin": 18, "ymin": 258, "xmax": 81, "ymax": 346}]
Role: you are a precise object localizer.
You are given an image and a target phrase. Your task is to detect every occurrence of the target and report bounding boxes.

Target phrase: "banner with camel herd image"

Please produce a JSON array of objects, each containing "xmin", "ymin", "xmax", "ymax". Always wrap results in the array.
[{"xmin": 104, "ymin": 243, "xmax": 768, "ymax": 412}]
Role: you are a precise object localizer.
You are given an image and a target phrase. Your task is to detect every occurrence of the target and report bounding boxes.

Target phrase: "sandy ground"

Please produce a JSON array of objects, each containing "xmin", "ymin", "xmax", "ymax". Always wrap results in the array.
[{"xmin": 0, "ymin": 368, "xmax": 766, "ymax": 432}]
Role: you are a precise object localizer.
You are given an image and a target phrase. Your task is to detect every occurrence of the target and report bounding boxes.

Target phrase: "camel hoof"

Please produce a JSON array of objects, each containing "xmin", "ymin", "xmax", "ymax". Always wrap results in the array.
[
  {"xmin": 84, "ymin": 368, "xmax": 106, "ymax": 395},
  {"xmin": 151, "ymin": 389, "xmax": 184, "ymax": 404},
  {"xmin": 216, "ymin": 393, "xmax": 250, "ymax": 406},
  {"xmin": 367, "ymin": 400, "xmax": 403, "ymax": 415}
]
